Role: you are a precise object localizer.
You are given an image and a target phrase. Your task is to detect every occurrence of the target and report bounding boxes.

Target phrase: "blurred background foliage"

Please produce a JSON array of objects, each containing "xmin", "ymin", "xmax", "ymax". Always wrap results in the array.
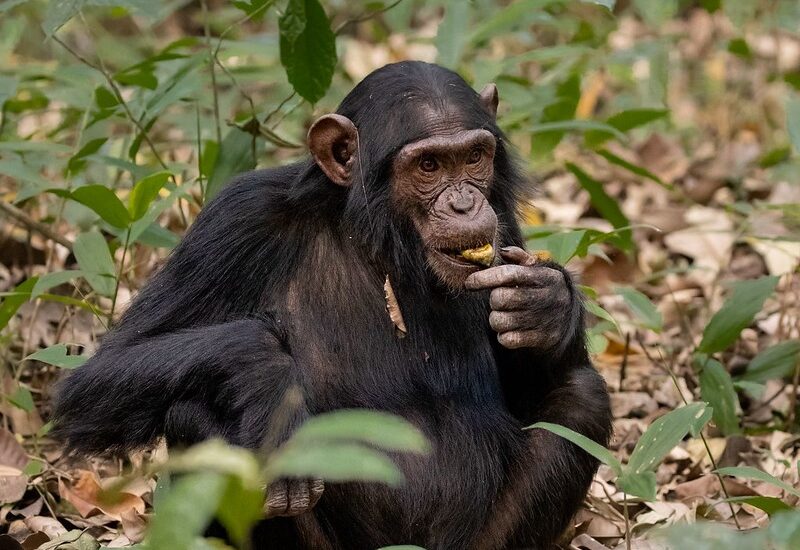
[{"xmin": 1, "ymin": 0, "xmax": 800, "ymax": 548}]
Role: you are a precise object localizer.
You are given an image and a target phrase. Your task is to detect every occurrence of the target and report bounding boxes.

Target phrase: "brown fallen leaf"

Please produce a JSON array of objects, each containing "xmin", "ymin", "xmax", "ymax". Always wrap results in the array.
[
  {"xmin": 0, "ymin": 429, "xmax": 28, "ymax": 505},
  {"xmin": 58, "ymin": 470, "xmax": 145, "ymax": 521}
]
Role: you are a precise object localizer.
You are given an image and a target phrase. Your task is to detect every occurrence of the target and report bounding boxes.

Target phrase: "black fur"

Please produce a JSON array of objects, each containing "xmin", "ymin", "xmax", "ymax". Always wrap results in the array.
[{"xmin": 53, "ymin": 61, "xmax": 612, "ymax": 550}]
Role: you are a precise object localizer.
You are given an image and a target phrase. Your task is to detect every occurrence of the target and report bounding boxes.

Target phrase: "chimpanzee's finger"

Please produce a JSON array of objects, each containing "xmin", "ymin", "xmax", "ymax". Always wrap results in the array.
[
  {"xmin": 489, "ymin": 287, "xmax": 553, "ymax": 311},
  {"xmin": 465, "ymin": 264, "xmax": 562, "ymax": 290},
  {"xmin": 265, "ymin": 480, "xmax": 289, "ymax": 518},
  {"xmin": 498, "ymin": 246, "xmax": 537, "ymax": 266},
  {"xmin": 497, "ymin": 329, "xmax": 560, "ymax": 350}
]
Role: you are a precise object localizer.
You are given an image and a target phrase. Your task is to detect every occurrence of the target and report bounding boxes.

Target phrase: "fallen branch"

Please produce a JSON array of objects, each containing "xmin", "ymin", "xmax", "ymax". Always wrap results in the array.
[{"xmin": 0, "ymin": 201, "xmax": 73, "ymax": 251}]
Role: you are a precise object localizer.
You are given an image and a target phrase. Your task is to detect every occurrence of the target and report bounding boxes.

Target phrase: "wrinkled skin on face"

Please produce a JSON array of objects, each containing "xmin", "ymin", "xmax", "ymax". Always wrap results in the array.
[{"xmin": 391, "ymin": 128, "xmax": 499, "ymax": 288}]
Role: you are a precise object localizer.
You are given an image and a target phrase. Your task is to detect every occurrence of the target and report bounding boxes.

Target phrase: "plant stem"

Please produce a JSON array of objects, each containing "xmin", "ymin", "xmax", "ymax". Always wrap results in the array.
[{"xmin": 109, "ymin": 227, "xmax": 132, "ymax": 325}]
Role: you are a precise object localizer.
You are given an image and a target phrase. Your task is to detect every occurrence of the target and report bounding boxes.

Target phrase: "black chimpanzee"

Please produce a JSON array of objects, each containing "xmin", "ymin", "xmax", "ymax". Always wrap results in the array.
[{"xmin": 53, "ymin": 61, "xmax": 612, "ymax": 550}]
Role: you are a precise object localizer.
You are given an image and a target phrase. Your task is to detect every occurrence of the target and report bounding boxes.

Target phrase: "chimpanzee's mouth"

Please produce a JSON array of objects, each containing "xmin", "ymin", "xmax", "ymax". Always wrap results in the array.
[{"xmin": 438, "ymin": 243, "xmax": 495, "ymax": 267}]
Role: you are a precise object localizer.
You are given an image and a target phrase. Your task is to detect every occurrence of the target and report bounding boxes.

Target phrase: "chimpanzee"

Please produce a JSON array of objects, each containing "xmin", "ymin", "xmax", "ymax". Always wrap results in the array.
[{"xmin": 53, "ymin": 61, "xmax": 611, "ymax": 550}]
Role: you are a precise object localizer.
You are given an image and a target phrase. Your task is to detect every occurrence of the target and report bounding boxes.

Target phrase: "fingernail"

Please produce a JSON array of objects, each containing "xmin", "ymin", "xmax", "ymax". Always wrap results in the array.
[{"xmin": 500, "ymin": 246, "xmax": 512, "ymax": 252}]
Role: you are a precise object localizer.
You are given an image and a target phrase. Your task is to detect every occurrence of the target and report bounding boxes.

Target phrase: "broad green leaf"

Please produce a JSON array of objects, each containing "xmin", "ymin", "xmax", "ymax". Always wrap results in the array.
[
  {"xmin": 31, "ymin": 271, "xmax": 83, "ymax": 300},
  {"xmin": 596, "ymin": 149, "xmax": 667, "ymax": 188},
  {"xmin": 206, "ymin": 127, "xmax": 256, "ymax": 201},
  {"xmin": 73, "ymin": 232, "xmax": 116, "ymax": 297},
  {"xmin": 626, "ymin": 403, "xmax": 709, "ymax": 476},
  {"xmin": 145, "ymin": 471, "xmax": 227, "ymax": 550},
  {"xmin": 216, "ymin": 476, "xmax": 264, "ymax": 545},
  {"xmin": 529, "ymin": 422, "xmax": 622, "ymax": 475},
  {"xmin": 567, "ymin": 163, "xmax": 632, "ymax": 251},
  {"xmin": 584, "ymin": 300, "xmax": 621, "ymax": 334},
  {"xmin": 0, "ymin": 277, "xmax": 37, "ymax": 331},
  {"xmin": 129, "ymin": 171, "xmax": 171, "ymax": 221},
  {"xmin": 527, "ymin": 230, "xmax": 586, "ymax": 264},
  {"xmin": 7, "ymin": 385, "xmax": 33, "ymax": 412},
  {"xmin": 726, "ymin": 496, "xmax": 793, "ymax": 517},
  {"xmin": 787, "ymin": 96, "xmax": 800, "ymax": 154},
  {"xmin": 531, "ymin": 120, "xmax": 627, "ymax": 142},
  {"xmin": 698, "ymin": 358, "xmax": 740, "ymax": 435},
  {"xmin": 468, "ymin": 0, "xmax": 557, "ymax": 45},
  {"xmin": 716, "ymin": 466, "xmax": 800, "ymax": 499},
  {"xmin": 289, "ymin": 410, "xmax": 429, "ymax": 453},
  {"xmin": 25, "ymin": 344, "xmax": 87, "ymax": 369},
  {"xmin": 616, "ymin": 286, "xmax": 662, "ymax": 332},
  {"xmin": 607, "ymin": 109, "xmax": 669, "ymax": 132},
  {"xmin": 267, "ymin": 442, "xmax": 404, "ymax": 485},
  {"xmin": 232, "ymin": 0, "xmax": 271, "ymax": 21},
  {"xmin": 741, "ymin": 340, "xmax": 800, "ymax": 382},
  {"xmin": 67, "ymin": 137, "xmax": 107, "ymax": 174},
  {"xmin": 71, "ymin": 185, "xmax": 131, "ymax": 229},
  {"xmin": 279, "ymin": 0, "xmax": 337, "ymax": 103},
  {"xmin": 436, "ymin": 0, "xmax": 470, "ymax": 69},
  {"xmin": 633, "ymin": 0, "xmax": 678, "ymax": 26},
  {"xmin": 166, "ymin": 440, "xmax": 261, "ymax": 488},
  {"xmin": 617, "ymin": 470, "xmax": 657, "ymax": 501},
  {"xmin": 698, "ymin": 276, "xmax": 780, "ymax": 354}
]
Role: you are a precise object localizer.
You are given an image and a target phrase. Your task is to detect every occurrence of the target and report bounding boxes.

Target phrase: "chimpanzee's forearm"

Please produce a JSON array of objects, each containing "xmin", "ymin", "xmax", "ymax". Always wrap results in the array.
[
  {"xmin": 476, "ymin": 365, "xmax": 611, "ymax": 549},
  {"xmin": 52, "ymin": 318, "xmax": 306, "ymax": 455}
]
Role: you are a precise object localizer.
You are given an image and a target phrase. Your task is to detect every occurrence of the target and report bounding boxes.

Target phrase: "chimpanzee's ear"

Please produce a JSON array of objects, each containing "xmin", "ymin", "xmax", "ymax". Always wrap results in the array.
[
  {"xmin": 478, "ymin": 83, "xmax": 499, "ymax": 119},
  {"xmin": 307, "ymin": 114, "xmax": 358, "ymax": 187}
]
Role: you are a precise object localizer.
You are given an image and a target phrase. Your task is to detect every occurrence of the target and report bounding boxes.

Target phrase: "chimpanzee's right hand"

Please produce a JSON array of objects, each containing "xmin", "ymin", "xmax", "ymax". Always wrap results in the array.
[{"xmin": 265, "ymin": 478, "xmax": 324, "ymax": 518}]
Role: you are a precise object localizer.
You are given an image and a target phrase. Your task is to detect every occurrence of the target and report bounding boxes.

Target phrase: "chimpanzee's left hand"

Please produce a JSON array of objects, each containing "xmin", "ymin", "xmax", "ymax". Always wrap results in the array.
[{"xmin": 465, "ymin": 246, "xmax": 575, "ymax": 351}]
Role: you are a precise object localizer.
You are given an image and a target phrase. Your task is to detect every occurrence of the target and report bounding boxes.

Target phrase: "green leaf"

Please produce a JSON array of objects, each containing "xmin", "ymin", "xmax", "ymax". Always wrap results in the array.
[
  {"xmin": 616, "ymin": 286, "xmax": 663, "ymax": 332},
  {"xmin": 698, "ymin": 276, "xmax": 780, "ymax": 354},
  {"xmin": 728, "ymin": 38, "xmax": 752, "ymax": 59},
  {"xmin": 25, "ymin": 344, "xmax": 87, "ymax": 369},
  {"xmin": 787, "ymin": 96, "xmax": 800, "ymax": 154},
  {"xmin": 7, "ymin": 385, "xmax": 34, "ymax": 412},
  {"xmin": 716, "ymin": 466, "xmax": 800, "ymax": 499},
  {"xmin": 566, "ymin": 163, "xmax": 632, "ymax": 251},
  {"xmin": 166, "ymin": 440, "xmax": 262, "ymax": 488},
  {"xmin": 726, "ymin": 496, "xmax": 793, "ymax": 517},
  {"xmin": 267, "ymin": 442, "xmax": 404, "ymax": 485},
  {"xmin": 529, "ymin": 422, "xmax": 622, "ymax": 475},
  {"xmin": 73, "ymin": 232, "xmax": 116, "ymax": 297},
  {"xmin": 232, "ymin": 0, "xmax": 270, "ymax": 21},
  {"xmin": 468, "ymin": 0, "xmax": 557, "ymax": 45},
  {"xmin": 67, "ymin": 137, "xmax": 107, "ymax": 174},
  {"xmin": 436, "ymin": 0, "xmax": 470, "ymax": 69},
  {"xmin": 145, "ymin": 472, "xmax": 227, "ymax": 550},
  {"xmin": 526, "ymin": 230, "xmax": 587, "ymax": 264},
  {"xmin": 289, "ymin": 409, "xmax": 429, "ymax": 453},
  {"xmin": 617, "ymin": 470, "xmax": 657, "ymax": 501},
  {"xmin": 698, "ymin": 357, "xmax": 740, "ymax": 435},
  {"xmin": 584, "ymin": 300, "xmax": 621, "ymax": 334},
  {"xmin": 279, "ymin": 0, "xmax": 337, "ymax": 103},
  {"xmin": 606, "ymin": 108, "xmax": 669, "ymax": 132},
  {"xmin": 741, "ymin": 340, "xmax": 800, "ymax": 383},
  {"xmin": 596, "ymin": 149, "xmax": 668, "ymax": 188},
  {"xmin": 0, "ymin": 277, "xmax": 36, "ymax": 331},
  {"xmin": 216, "ymin": 476, "xmax": 264, "ymax": 545},
  {"xmin": 632, "ymin": 0, "xmax": 678, "ymax": 26},
  {"xmin": 531, "ymin": 120, "xmax": 627, "ymax": 142},
  {"xmin": 70, "ymin": 185, "xmax": 131, "ymax": 229},
  {"xmin": 626, "ymin": 403, "xmax": 709, "ymax": 476},
  {"xmin": 94, "ymin": 85, "xmax": 119, "ymax": 109},
  {"xmin": 206, "ymin": 127, "xmax": 256, "ymax": 201},
  {"xmin": 129, "ymin": 171, "xmax": 171, "ymax": 221}
]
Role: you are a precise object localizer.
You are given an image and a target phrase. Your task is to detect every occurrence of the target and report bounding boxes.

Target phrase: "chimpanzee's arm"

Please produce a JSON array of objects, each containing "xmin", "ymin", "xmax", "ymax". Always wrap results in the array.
[
  {"xmin": 52, "ymin": 167, "xmax": 308, "ymax": 456},
  {"xmin": 466, "ymin": 247, "xmax": 612, "ymax": 548},
  {"xmin": 53, "ymin": 318, "xmax": 306, "ymax": 455}
]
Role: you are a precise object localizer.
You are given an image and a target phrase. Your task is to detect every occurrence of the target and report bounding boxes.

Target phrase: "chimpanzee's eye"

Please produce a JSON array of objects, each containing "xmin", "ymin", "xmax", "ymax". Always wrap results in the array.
[
  {"xmin": 467, "ymin": 148, "xmax": 482, "ymax": 164},
  {"xmin": 419, "ymin": 155, "xmax": 439, "ymax": 173}
]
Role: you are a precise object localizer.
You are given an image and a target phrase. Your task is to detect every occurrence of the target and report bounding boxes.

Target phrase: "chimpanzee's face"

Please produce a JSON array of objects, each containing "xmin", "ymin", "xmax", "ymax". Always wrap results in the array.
[{"xmin": 391, "ymin": 128, "xmax": 498, "ymax": 288}]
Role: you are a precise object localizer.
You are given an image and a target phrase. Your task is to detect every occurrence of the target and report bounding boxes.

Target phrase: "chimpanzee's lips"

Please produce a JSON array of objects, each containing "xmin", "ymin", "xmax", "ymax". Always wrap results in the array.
[{"xmin": 439, "ymin": 243, "xmax": 495, "ymax": 267}]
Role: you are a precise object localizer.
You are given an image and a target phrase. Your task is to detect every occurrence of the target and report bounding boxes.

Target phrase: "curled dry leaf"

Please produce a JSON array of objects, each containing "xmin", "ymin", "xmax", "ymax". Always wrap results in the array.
[
  {"xmin": 0, "ymin": 429, "xmax": 28, "ymax": 505},
  {"xmin": 58, "ymin": 470, "xmax": 145, "ymax": 521},
  {"xmin": 384, "ymin": 275, "xmax": 407, "ymax": 338}
]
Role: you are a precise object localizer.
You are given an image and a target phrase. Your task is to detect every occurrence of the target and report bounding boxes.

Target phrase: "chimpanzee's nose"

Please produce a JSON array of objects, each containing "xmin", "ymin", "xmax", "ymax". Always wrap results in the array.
[{"xmin": 447, "ymin": 187, "xmax": 476, "ymax": 213}]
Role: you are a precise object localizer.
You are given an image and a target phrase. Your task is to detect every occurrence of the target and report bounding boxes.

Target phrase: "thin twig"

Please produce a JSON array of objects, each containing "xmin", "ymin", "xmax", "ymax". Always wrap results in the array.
[
  {"xmin": 334, "ymin": 0, "xmax": 406, "ymax": 34},
  {"xmin": 623, "ymin": 492, "xmax": 631, "ymax": 550},
  {"xmin": 0, "ymin": 201, "xmax": 73, "ymax": 251},
  {"xmin": 109, "ymin": 227, "xmax": 132, "ymax": 325}
]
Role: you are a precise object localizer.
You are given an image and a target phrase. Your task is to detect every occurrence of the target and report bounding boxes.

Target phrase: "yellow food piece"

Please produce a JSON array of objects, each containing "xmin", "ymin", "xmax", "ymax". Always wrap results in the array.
[{"xmin": 459, "ymin": 244, "xmax": 494, "ymax": 267}]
